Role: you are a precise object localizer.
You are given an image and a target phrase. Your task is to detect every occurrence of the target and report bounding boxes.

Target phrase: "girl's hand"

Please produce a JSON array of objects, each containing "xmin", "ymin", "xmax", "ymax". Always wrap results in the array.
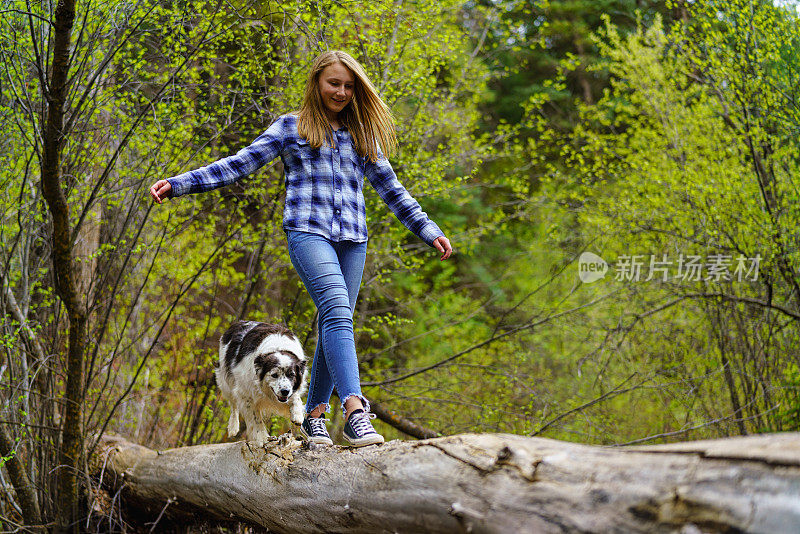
[
  {"xmin": 433, "ymin": 236, "xmax": 452, "ymax": 261},
  {"xmin": 149, "ymin": 179, "xmax": 172, "ymax": 204}
]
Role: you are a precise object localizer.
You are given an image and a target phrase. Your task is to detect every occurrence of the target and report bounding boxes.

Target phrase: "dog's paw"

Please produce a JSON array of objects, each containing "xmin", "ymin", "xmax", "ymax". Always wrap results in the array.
[
  {"xmin": 227, "ymin": 413, "xmax": 240, "ymax": 436},
  {"xmin": 291, "ymin": 405, "xmax": 305, "ymax": 425}
]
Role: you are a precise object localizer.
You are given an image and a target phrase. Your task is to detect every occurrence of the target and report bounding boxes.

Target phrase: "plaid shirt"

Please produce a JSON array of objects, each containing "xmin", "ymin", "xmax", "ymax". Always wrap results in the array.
[{"xmin": 167, "ymin": 114, "xmax": 444, "ymax": 245}]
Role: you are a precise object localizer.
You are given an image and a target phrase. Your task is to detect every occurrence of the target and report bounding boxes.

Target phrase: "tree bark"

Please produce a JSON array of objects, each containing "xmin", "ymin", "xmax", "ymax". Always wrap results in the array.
[
  {"xmin": 0, "ymin": 426, "xmax": 42, "ymax": 531},
  {"xmin": 40, "ymin": 0, "xmax": 85, "ymax": 530},
  {"xmin": 93, "ymin": 432, "xmax": 800, "ymax": 533}
]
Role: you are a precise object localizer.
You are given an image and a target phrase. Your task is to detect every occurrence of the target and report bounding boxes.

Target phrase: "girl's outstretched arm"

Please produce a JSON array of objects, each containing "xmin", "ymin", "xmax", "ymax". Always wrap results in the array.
[
  {"xmin": 364, "ymin": 146, "xmax": 449, "ymax": 252},
  {"xmin": 149, "ymin": 115, "xmax": 287, "ymax": 201}
]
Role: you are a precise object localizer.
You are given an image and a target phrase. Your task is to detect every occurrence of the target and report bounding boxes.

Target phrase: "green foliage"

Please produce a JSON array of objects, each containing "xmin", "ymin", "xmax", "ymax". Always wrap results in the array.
[
  {"xmin": 6, "ymin": 2, "xmax": 800, "ymax": 527},
  {"xmin": 776, "ymin": 363, "xmax": 800, "ymax": 431},
  {"xmin": 2, "ymin": 0, "xmax": 541, "ymax": 458},
  {"xmin": 532, "ymin": 0, "xmax": 800, "ymax": 437}
]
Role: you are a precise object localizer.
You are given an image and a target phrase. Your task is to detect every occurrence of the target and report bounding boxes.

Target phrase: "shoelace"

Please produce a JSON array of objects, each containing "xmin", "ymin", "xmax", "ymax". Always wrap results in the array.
[
  {"xmin": 349, "ymin": 411, "xmax": 377, "ymax": 436},
  {"xmin": 308, "ymin": 417, "xmax": 328, "ymax": 435}
]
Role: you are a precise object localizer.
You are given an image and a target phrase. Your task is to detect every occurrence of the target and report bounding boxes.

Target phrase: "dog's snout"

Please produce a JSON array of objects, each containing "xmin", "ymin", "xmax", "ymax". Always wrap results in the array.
[{"xmin": 280, "ymin": 388, "xmax": 290, "ymax": 397}]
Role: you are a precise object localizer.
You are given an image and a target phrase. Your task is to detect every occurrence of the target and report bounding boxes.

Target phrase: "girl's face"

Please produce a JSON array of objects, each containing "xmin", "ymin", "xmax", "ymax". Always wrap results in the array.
[{"xmin": 318, "ymin": 62, "xmax": 354, "ymax": 120}]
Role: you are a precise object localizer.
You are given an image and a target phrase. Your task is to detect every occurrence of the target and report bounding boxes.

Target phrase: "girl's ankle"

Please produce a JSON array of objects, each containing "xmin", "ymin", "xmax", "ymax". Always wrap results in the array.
[
  {"xmin": 343, "ymin": 397, "xmax": 365, "ymax": 420},
  {"xmin": 307, "ymin": 403, "xmax": 329, "ymax": 419}
]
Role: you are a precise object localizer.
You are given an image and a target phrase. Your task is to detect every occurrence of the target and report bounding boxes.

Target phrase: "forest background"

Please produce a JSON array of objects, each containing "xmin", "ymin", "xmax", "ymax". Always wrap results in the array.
[{"xmin": 2, "ymin": 0, "xmax": 800, "ymax": 530}]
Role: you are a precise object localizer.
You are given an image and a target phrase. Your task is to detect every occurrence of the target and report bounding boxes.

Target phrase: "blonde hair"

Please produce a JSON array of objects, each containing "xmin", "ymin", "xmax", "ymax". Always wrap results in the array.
[{"xmin": 296, "ymin": 50, "xmax": 397, "ymax": 162}]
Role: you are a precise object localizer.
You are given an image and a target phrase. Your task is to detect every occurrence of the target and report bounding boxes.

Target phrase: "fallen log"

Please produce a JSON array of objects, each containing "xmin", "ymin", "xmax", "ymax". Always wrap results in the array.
[{"xmin": 93, "ymin": 432, "xmax": 800, "ymax": 533}]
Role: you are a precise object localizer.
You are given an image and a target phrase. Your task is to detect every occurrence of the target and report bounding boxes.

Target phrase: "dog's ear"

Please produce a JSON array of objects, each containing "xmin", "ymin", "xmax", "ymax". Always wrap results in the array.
[
  {"xmin": 292, "ymin": 361, "xmax": 306, "ymax": 391},
  {"xmin": 254, "ymin": 354, "xmax": 267, "ymax": 381}
]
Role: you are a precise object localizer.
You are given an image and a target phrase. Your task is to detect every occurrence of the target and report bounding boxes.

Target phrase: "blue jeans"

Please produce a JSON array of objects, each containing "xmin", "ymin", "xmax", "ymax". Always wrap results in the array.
[{"xmin": 286, "ymin": 230, "xmax": 369, "ymax": 416}]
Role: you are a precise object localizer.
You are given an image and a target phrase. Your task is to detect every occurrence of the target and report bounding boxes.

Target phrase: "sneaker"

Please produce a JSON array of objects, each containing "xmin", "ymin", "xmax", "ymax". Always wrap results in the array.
[
  {"xmin": 300, "ymin": 414, "xmax": 333, "ymax": 445},
  {"xmin": 343, "ymin": 409, "xmax": 384, "ymax": 447}
]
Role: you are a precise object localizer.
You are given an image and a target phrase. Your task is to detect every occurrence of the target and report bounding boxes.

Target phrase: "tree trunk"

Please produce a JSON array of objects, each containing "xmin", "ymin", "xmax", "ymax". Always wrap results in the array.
[
  {"xmin": 93, "ymin": 432, "xmax": 800, "ymax": 533},
  {"xmin": 40, "ymin": 0, "xmax": 85, "ymax": 530},
  {"xmin": 0, "ymin": 426, "xmax": 42, "ymax": 531}
]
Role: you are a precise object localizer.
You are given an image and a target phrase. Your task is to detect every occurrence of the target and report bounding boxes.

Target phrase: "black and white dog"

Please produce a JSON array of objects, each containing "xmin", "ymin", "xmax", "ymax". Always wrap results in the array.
[{"xmin": 217, "ymin": 321, "xmax": 307, "ymax": 444}]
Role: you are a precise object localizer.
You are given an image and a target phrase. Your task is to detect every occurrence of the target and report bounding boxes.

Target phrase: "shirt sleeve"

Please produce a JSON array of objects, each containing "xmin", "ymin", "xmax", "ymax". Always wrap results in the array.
[
  {"xmin": 365, "ymin": 146, "xmax": 444, "ymax": 246},
  {"xmin": 167, "ymin": 115, "xmax": 286, "ymax": 197}
]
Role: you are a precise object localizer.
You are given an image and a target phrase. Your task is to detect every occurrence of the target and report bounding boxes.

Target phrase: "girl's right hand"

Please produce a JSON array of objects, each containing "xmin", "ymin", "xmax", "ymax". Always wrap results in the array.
[
  {"xmin": 149, "ymin": 180, "xmax": 172, "ymax": 204},
  {"xmin": 433, "ymin": 236, "xmax": 452, "ymax": 261}
]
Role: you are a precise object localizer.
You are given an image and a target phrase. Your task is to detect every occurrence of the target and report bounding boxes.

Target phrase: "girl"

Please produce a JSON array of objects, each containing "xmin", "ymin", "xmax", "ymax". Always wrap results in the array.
[{"xmin": 149, "ymin": 50, "xmax": 452, "ymax": 447}]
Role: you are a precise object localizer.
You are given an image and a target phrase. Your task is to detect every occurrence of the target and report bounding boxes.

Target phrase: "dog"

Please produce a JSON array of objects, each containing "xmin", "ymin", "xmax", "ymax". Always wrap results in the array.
[{"xmin": 217, "ymin": 320, "xmax": 307, "ymax": 444}]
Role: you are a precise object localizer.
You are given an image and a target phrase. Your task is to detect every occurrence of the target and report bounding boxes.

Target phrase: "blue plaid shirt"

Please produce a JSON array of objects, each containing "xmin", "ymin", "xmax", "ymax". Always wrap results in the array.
[{"xmin": 167, "ymin": 114, "xmax": 444, "ymax": 245}]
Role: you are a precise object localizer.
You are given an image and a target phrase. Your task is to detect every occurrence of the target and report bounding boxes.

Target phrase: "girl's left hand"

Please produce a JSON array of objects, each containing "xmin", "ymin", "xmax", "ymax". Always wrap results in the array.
[
  {"xmin": 433, "ymin": 236, "xmax": 452, "ymax": 261},
  {"xmin": 149, "ymin": 179, "xmax": 172, "ymax": 204}
]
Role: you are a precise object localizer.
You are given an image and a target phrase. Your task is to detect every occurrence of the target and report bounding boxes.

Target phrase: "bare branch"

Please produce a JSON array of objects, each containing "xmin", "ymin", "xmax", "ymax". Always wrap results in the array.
[
  {"xmin": 0, "ymin": 9, "xmax": 51, "ymax": 24},
  {"xmin": 370, "ymin": 400, "xmax": 439, "ymax": 439},
  {"xmin": 613, "ymin": 406, "xmax": 780, "ymax": 447},
  {"xmin": 683, "ymin": 291, "xmax": 800, "ymax": 321},
  {"xmin": 531, "ymin": 373, "xmax": 641, "ymax": 437},
  {"xmin": 363, "ymin": 291, "xmax": 619, "ymax": 387}
]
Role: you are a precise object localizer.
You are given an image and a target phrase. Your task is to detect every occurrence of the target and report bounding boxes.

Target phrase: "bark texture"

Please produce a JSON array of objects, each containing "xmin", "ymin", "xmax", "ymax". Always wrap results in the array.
[
  {"xmin": 42, "ymin": 0, "xmax": 86, "ymax": 532},
  {"xmin": 40, "ymin": 0, "xmax": 84, "ymax": 530},
  {"xmin": 94, "ymin": 432, "xmax": 800, "ymax": 533},
  {"xmin": 0, "ymin": 426, "xmax": 42, "ymax": 530}
]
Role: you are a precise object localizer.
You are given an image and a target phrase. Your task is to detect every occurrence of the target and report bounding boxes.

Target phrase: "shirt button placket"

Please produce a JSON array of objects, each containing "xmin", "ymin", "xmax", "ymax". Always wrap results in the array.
[{"xmin": 331, "ymin": 136, "xmax": 343, "ymax": 239}]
